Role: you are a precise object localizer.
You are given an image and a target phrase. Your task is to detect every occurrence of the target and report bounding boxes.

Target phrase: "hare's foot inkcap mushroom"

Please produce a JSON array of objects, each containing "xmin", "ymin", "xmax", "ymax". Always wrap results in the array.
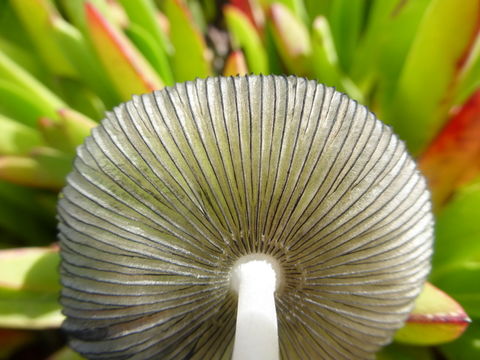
[{"xmin": 58, "ymin": 75, "xmax": 434, "ymax": 359}]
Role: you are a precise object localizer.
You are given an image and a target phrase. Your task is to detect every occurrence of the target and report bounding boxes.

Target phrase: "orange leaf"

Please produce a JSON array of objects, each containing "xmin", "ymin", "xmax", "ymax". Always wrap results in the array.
[{"xmin": 223, "ymin": 50, "xmax": 249, "ymax": 76}]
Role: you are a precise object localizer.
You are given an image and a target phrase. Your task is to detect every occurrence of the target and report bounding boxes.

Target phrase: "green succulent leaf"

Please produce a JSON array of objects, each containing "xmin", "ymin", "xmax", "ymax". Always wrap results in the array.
[
  {"xmin": 0, "ymin": 80, "xmax": 58, "ymax": 127},
  {"xmin": 419, "ymin": 89, "xmax": 480, "ymax": 209},
  {"xmin": 387, "ymin": 0, "xmax": 480, "ymax": 155},
  {"xmin": 268, "ymin": 3, "xmax": 312, "ymax": 76},
  {"xmin": 227, "ymin": 0, "xmax": 259, "ymax": 28},
  {"xmin": 455, "ymin": 34, "xmax": 480, "ymax": 106},
  {"xmin": 39, "ymin": 108, "xmax": 96, "ymax": 154},
  {"xmin": 9, "ymin": 0, "xmax": 76, "ymax": 77},
  {"xmin": 303, "ymin": 0, "xmax": 332, "ymax": 20},
  {"xmin": 0, "ymin": 180, "xmax": 56, "ymax": 220},
  {"xmin": 262, "ymin": 0, "xmax": 309, "ymax": 24},
  {"xmin": 395, "ymin": 283, "xmax": 470, "ymax": 345},
  {"xmin": 327, "ymin": 0, "xmax": 366, "ymax": 73},
  {"xmin": 0, "ymin": 148, "xmax": 72, "ymax": 190},
  {"xmin": 0, "ymin": 51, "xmax": 65, "ymax": 116},
  {"xmin": 224, "ymin": 4, "xmax": 269, "ymax": 74},
  {"xmin": 55, "ymin": 78, "xmax": 106, "ymax": 121},
  {"xmin": 0, "ymin": 181, "xmax": 56, "ymax": 245},
  {"xmin": 50, "ymin": 347, "xmax": 87, "ymax": 360},
  {"xmin": 0, "ymin": 36, "xmax": 47, "ymax": 84},
  {"xmin": 432, "ymin": 177, "xmax": 480, "ymax": 271},
  {"xmin": 311, "ymin": 16, "xmax": 340, "ymax": 85},
  {"xmin": 58, "ymin": 0, "xmax": 112, "ymax": 34},
  {"xmin": 0, "ymin": 114, "xmax": 44, "ymax": 155},
  {"xmin": 432, "ymin": 265, "xmax": 480, "ymax": 319},
  {"xmin": 85, "ymin": 2, "xmax": 163, "ymax": 101},
  {"xmin": 351, "ymin": 0, "xmax": 430, "ymax": 100},
  {"xmin": 163, "ymin": 0, "xmax": 212, "ymax": 82},
  {"xmin": 431, "ymin": 176, "xmax": 480, "ymax": 318},
  {"xmin": 125, "ymin": 24, "xmax": 174, "ymax": 86},
  {"xmin": 0, "ymin": 246, "xmax": 63, "ymax": 329},
  {"xmin": 118, "ymin": 0, "xmax": 174, "ymax": 85},
  {"xmin": 310, "ymin": 15, "xmax": 362, "ymax": 101},
  {"xmin": 51, "ymin": 16, "xmax": 120, "ymax": 109}
]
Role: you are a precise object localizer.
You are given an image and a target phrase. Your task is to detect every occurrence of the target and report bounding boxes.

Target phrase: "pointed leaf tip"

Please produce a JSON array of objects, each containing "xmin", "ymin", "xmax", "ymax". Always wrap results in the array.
[
  {"xmin": 38, "ymin": 109, "xmax": 95, "ymax": 153},
  {"xmin": 395, "ymin": 282, "xmax": 470, "ymax": 345},
  {"xmin": 224, "ymin": 4, "xmax": 268, "ymax": 74},
  {"xmin": 85, "ymin": 2, "xmax": 163, "ymax": 100},
  {"xmin": 0, "ymin": 149, "xmax": 72, "ymax": 190},
  {"xmin": 223, "ymin": 50, "xmax": 249, "ymax": 76},
  {"xmin": 268, "ymin": 3, "xmax": 312, "ymax": 76}
]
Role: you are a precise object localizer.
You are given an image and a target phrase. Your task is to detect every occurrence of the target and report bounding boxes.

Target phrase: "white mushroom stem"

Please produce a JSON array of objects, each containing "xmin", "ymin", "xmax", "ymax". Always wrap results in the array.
[{"xmin": 231, "ymin": 255, "xmax": 280, "ymax": 360}]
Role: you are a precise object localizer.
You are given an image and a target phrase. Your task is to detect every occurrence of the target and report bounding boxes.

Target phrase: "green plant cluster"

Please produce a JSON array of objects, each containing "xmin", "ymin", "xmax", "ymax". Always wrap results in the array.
[{"xmin": 0, "ymin": 0, "xmax": 479, "ymax": 359}]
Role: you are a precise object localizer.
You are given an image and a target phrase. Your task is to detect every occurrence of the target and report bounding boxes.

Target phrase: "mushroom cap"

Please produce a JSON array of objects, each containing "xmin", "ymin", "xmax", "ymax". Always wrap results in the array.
[{"xmin": 58, "ymin": 75, "xmax": 434, "ymax": 359}]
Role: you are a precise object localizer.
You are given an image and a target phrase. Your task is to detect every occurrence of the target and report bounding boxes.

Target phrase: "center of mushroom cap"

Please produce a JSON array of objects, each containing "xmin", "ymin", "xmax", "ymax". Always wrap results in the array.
[{"xmin": 230, "ymin": 253, "xmax": 283, "ymax": 293}]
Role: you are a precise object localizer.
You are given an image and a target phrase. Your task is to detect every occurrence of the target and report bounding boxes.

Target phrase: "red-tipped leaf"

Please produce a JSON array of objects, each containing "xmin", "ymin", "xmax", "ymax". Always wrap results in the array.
[
  {"xmin": 85, "ymin": 2, "xmax": 163, "ymax": 100},
  {"xmin": 419, "ymin": 89, "xmax": 480, "ymax": 209}
]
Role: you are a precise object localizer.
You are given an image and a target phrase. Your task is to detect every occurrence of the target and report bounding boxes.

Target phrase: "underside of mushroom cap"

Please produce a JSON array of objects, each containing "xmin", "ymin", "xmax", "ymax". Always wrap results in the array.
[{"xmin": 58, "ymin": 75, "xmax": 434, "ymax": 359}]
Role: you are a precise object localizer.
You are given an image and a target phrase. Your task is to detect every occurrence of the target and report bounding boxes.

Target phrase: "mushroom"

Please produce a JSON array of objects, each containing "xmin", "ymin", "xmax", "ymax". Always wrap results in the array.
[{"xmin": 58, "ymin": 75, "xmax": 433, "ymax": 359}]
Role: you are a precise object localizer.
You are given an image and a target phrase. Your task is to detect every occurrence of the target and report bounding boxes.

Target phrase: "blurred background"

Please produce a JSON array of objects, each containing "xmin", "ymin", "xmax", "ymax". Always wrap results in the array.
[{"xmin": 0, "ymin": 0, "xmax": 479, "ymax": 358}]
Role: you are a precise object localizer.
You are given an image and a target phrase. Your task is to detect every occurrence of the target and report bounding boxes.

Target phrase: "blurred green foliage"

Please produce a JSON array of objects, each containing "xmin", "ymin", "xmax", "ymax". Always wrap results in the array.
[{"xmin": 0, "ymin": 0, "xmax": 479, "ymax": 358}]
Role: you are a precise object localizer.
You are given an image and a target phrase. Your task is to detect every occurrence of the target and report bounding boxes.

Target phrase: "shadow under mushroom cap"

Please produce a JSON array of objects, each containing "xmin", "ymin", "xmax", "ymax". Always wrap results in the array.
[{"xmin": 58, "ymin": 75, "xmax": 434, "ymax": 360}]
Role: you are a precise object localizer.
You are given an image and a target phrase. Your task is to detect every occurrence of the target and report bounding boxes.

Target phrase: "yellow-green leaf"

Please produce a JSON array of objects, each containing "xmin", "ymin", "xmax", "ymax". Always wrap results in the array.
[
  {"xmin": 0, "ymin": 114, "xmax": 44, "ymax": 155},
  {"xmin": 9, "ymin": 0, "xmax": 76, "ymax": 77},
  {"xmin": 163, "ymin": 0, "xmax": 211, "ymax": 82},
  {"xmin": 52, "ymin": 16, "xmax": 120, "ymax": 108},
  {"xmin": 387, "ymin": 0, "xmax": 480, "ymax": 155},
  {"xmin": 395, "ymin": 283, "xmax": 470, "ymax": 345},
  {"xmin": 0, "ymin": 51, "xmax": 65, "ymax": 115},
  {"xmin": 85, "ymin": 1, "xmax": 163, "ymax": 101},
  {"xmin": 0, "ymin": 246, "xmax": 63, "ymax": 329},
  {"xmin": 224, "ymin": 4, "xmax": 268, "ymax": 74},
  {"xmin": 50, "ymin": 347, "xmax": 87, "ymax": 360},
  {"xmin": 311, "ymin": 16, "xmax": 339, "ymax": 82},
  {"xmin": 351, "ymin": 0, "xmax": 431, "ymax": 102},
  {"xmin": 268, "ymin": 3, "xmax": 312, "ymax": 76},
  {"xmin": 455, "ymin": 31, "xmax": 480, "ymax": 105},
  {"xmin": 39, "ymin": 109, "xmax": 96, "ymax": 153},
  {"xmin": 117, "ymin": 0, "xmax": 174, "ymax": 85},
  {"xmin": 327, "ymin": 0, "xmax": 366, "ymax": 72},
  {"xmin": 0, "ymin": 80, "xmax": 58, "ymax": 127},
  {"xmin": 0, "ymin": 148, "xmax": 72, "ymax": 190},
  {"xmin": 125, "ymin": 23, "xmax": 174, "ymax": 86},
  {"xmin": 262, "ymin": 0, "xmax": 309, "ymax": 24}
]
